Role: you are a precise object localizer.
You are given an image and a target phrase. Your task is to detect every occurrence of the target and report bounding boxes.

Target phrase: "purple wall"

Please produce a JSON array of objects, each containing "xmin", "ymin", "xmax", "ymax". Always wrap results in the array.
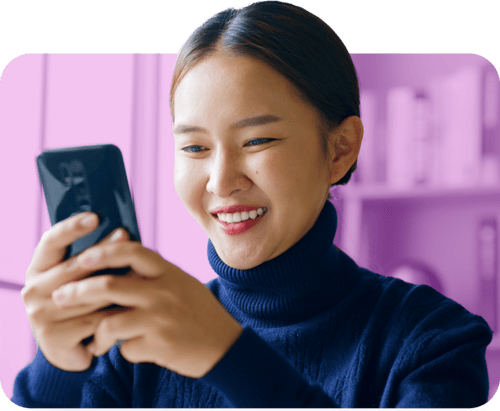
[{"xmin": 1, "ymin": 53, "xmax": 499, "ymax": 402}]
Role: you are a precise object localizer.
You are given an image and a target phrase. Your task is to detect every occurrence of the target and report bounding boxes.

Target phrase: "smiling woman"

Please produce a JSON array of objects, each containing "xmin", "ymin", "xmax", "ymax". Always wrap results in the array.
[
  {"xmin": 171, "ymin": 52, "xmax": 362, "ymax": 270},
  {"xmin": 170, "ymin": 1, "xmax": 361, "ymax": 193},
  {"xmin": 11, "ymin": 1, "xmax": 493, "ymax": 409}
]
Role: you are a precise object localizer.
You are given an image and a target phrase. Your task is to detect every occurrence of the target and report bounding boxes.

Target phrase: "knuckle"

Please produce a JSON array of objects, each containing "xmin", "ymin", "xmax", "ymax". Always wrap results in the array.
[
  {"xmin": 25, "ymin": 267, "xmax": 34, "ymax": 282},
  {"xmin": 20, "ymin": 285, "xmax": 29, "ymax": 302},
  {"xmin": 21, "ymin": 283, "xmax": 40, "ymax": 303},
  {"xmin": 41, "ymin": 225, "xmax": 65, "ymax": 247},
  {"xmin": 28, "ymin": 303, "xmax": 48, "ymax": 324},
  {"xmin": 40, "ymin": 229, "xmax": 53, "ymax": 245},
  {"xmin": 100, "ymin": 275, "xmax": 116, "ymax": 290},
  {"xmin": 100, "ymin": 317, "xmax": 115, "ymax": 333}
]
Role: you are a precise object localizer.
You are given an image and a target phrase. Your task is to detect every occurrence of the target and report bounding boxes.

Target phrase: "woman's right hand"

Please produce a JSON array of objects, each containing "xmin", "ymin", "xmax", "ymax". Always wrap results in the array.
[{"xmin": 21, "ymin": 212, "xmax": 129, "ymax": 372}]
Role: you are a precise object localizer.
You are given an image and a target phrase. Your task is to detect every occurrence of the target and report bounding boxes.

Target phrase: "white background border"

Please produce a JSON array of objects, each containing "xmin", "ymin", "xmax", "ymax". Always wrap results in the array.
[
  {"xmin": 1, "ymin": 1, "xmax": 500, "ymax": 73},
  {"xmin": 1, "ymin": 1, "xmax": 499, "ymax": 409}
]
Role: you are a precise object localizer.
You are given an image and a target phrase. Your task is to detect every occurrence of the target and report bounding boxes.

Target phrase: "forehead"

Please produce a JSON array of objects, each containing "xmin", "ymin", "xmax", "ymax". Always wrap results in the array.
[{"xmin": 173, "ymin": 53, "xmax": 309, "ymax": 122}]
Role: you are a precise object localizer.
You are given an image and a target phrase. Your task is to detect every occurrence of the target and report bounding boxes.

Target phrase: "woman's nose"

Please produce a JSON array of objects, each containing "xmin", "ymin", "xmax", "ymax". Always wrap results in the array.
[{"xmin": 206, "ymin": 151, "xmax": 252, "ymax": 197}]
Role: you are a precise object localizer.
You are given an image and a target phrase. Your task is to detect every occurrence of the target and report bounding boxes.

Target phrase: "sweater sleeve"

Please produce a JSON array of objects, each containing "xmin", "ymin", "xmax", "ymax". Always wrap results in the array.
[
  {"xmin": 79, "ymin": 344, "xmax": 135, "ymax": 407},
  {"xmin": 384, "ymin": 288, "xmax": 493, "ymax": 408},
  {"xmin": 201, "ymin": 287, "xmax": 493, "ymax": 408},
  {"xmin": 10, "ymin": 347, "xmax": 97, "ymax": 408},
  {"xmin": 201, "ymin": 326, "xmax": 339, "ymax": 408}
]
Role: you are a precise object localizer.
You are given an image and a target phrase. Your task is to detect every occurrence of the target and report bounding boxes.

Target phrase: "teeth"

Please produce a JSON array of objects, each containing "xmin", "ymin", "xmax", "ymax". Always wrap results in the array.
[{"xmin": 217, "ymin": 207, "xmax": 267, "ymax": 223}]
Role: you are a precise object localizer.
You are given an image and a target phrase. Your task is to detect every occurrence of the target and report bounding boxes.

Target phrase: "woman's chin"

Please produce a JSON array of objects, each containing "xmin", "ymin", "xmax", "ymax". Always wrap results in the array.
[
  {"xmin": 209, "ymin": 236, "xmax": 264, "ymax": 269},
  {"xmin": 218, "ymin": 247, "xmax": 264, "ymax": 270}
]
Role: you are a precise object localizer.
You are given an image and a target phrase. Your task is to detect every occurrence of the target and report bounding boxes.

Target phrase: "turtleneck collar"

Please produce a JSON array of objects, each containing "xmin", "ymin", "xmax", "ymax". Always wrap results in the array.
[{"xmin": 207, "ymin": 200, "xmax": 360, "ymax": 327}]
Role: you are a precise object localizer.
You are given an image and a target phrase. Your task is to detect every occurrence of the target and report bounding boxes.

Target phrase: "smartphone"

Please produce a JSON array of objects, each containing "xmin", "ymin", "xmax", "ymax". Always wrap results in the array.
[
  {"xmin": 37, "ymin": 144, "xmax": 141, "ymax": 261},
  {"xmin": 37, "ymin": 144, "xmax": 141, "ymax": 345}
]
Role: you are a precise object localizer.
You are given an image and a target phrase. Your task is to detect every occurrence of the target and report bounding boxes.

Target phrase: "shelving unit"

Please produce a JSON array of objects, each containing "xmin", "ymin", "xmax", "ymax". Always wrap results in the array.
[
  {"xmin": 332, "ymin": 177, "xmax": 500, "ymax": 403},
  {"xmin": 336, "ymin": 183, "xmax": 500, "ymax": 260},
  {"xmin": 331, "ymin": 55, "xmax": 500, "ymax": 366}
]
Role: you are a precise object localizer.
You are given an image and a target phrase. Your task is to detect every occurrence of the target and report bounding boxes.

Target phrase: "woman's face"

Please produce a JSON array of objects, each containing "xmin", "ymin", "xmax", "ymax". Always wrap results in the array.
[{"xmin": 172, "ymin": 53, "xmax": 336, "ymax": 270}]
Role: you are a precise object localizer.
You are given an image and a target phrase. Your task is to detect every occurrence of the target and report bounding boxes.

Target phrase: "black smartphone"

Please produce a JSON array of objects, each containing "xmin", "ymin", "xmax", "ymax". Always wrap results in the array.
[
  {"xmin": 37, "ymin": 144, "xmax": 141, "ymax": 261},
  {"xmin": 37, "ymin": 144, "xmax": 141, "ymax": 345}
]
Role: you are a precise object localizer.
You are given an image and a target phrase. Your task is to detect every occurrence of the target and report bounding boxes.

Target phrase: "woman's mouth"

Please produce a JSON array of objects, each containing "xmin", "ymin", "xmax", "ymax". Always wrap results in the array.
[{"xmin": 212, "ymin": 207, "xmax": 268, "ymax": 235}]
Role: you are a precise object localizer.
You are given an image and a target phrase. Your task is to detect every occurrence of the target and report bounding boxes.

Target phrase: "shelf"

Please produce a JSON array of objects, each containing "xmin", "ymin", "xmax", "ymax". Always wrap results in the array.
[
  {"xmin": 336, "ymin": 183, "xmax": 500, "ymax": 202},
  {"xmin": 334, "ymin": 181, "xmax": 500, "ymax": 274}
]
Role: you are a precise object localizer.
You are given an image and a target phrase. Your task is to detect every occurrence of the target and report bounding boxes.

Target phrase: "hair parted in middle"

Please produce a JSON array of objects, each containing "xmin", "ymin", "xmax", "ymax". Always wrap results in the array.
[{"xmin": 170, "ymin": 1, "xmax": 361, "ymax": 200}]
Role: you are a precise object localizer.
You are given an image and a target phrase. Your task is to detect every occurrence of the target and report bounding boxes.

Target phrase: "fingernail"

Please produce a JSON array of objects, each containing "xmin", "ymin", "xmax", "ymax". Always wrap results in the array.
[
  {"xmin": 109, "ymin": 229, "xmax": 123, "ymax": 243},
  {"xmin": 80, "ymin": 214, "xmax": 97, "ymax": 227}
]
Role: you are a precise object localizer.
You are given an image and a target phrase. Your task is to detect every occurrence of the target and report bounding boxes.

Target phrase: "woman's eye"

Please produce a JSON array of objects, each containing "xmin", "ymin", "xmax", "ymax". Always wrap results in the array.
[
  {"xmin": 246, "ymin": 138, "xmax": 275, "ymax": 146},
  {"xmin": 181, "ymin": 138, "xmax": 274, "ymax": 153},
  {"xmin": 182, "ymin": 145, "xmax": 205, "ymax": 153}
]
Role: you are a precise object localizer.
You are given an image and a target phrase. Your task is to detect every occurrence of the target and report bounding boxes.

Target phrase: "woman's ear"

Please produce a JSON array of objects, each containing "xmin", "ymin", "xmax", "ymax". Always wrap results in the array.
[{"xmin": 328, "ymin": 116, "xmax": 364, "ymax": 185}]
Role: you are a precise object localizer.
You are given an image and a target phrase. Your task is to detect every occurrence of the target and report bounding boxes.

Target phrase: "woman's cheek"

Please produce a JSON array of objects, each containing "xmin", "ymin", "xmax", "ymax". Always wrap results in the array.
[
  {"xmin": 174, "ymin": 159, "xmax": 199, "ymax": 201},
  {"xmin": 255, "ymin": 154, "xmax": 287, "ymax": 197},
  {"xmin": 173, "ymin": 160, "xmax": 184, "ymax": 199}
]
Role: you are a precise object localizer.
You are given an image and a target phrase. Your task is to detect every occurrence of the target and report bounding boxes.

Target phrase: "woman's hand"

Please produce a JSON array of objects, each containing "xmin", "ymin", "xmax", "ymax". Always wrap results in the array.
[
  {"xmin": 22, "ymin": 212, "xmax": 130, "ymax": 372},
  {"xmin": 51, "ymin": 230, "xmax": 244, "ymax": 379}
]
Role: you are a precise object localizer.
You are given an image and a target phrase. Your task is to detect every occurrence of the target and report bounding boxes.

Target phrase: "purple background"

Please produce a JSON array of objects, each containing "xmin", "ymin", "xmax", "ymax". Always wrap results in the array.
[{"xmin": 0, "ymin": 53, "xmax": 499, "ymax": 401}]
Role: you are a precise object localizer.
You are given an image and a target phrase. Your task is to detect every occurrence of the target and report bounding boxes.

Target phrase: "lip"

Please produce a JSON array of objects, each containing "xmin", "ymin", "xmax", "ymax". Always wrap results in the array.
[
  {"xmin": 210, "ymin": 205, "xmax": 267, "ymax": 215},
  {"xmin": 215, "ymin": 209, "xmax": 268, "ymax": 235}
]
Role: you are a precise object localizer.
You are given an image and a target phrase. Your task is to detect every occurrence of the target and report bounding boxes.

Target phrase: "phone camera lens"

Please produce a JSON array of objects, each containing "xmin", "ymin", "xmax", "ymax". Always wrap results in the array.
[
  {"xmin": 71, "ymin": 161, "xmax": 84, "ymax": 177},
  {"xmin": 59, "ymin": 163, "xmax": 71, "ymax": 186}
]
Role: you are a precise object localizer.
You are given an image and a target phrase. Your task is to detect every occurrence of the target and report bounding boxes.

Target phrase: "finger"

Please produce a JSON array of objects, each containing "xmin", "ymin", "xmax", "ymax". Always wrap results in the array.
[
  {"xmin": 90, "ymin": 308, "xmax": 145, "ymax": 357},
  {"xmin": 26, "ymin": 294, "xmax": 103, "ymax": 326},
  {"xmin": 51, "ymin": 300, "xmax": 126, "ymax": 323},
  {"xmin": 52, "ymin": 272, "xmax": 150, "ymax": 309},
  {"xmin": 24, "ymin": 227, "xmax": 131, "ymax": 302},
  {"xmin": 76, "ymin": 241, "xmax": 168, "ymax": 279},
  {"xmin": 39, "ymin": 312, "xmax": 114, "ymax": 371},
  {"xmin": 49, "ymin": 227, "xmax": 131, "ymax": 288},
  {"xmin": 28, "ymin": 212, "xmax": 100, "ymax": 276},
  {"xmin": 40, "ymin": 309, "xmax": 111, "ymax": 348},
  {"xmin": 116, "ymin": 336, "xmax": 148, "ymax": 364}
]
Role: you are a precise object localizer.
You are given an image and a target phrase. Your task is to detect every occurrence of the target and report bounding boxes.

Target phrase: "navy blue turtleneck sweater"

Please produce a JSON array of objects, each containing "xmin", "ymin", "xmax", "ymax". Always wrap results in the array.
[{"xmin": 11, "ymin": 200, "xmax": 492, "ymax": 407}]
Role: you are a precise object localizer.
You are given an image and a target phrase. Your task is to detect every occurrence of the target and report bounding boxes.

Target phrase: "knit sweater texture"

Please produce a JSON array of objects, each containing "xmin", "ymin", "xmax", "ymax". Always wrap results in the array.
[{"xmin": 11, "ymin": 200, "xmax": 492, "ymax": 407}]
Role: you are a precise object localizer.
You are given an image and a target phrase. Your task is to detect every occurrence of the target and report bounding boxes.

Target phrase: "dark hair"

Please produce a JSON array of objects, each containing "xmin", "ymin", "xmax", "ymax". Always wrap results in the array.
[{"xmin": 170, "ymin": 1, "xmax": 361, "ymax": 198}]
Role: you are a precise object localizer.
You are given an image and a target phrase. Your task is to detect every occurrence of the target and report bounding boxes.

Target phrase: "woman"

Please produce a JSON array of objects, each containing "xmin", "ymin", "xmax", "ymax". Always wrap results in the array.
[{"xmin": 11, "ymin": 1, "xmax": 492, "ymax": 407}]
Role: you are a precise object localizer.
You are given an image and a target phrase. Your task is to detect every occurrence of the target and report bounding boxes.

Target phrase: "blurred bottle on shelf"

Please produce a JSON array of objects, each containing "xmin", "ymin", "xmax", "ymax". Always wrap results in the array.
[
  {"xmin": 357, "ymin": 90, "xmax": 383, "ymax": 185},
  {"xmin": 477, "ymin": 215, "xmax": 498, "ymax": 333},
  {"xmin": 385, "ymin": 86, "xmax": 414, "ymax": 189},
  {"xmin": 481, "ymin": 64, "xmax": 500, "ymax": 187},
  {"xmin": 385, "ymin": 87, "xmax": 434, "ymax": 189},
  {"xmin": 375, "ymin": 61, "xmax": 500, "ymax": 192}
]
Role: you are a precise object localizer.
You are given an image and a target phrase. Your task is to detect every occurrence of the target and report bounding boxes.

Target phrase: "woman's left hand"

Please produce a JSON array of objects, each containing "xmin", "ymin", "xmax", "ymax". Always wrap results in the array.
[{"xmin": 51, "ymin": 229, "xmax": 243, "ymax": 378}]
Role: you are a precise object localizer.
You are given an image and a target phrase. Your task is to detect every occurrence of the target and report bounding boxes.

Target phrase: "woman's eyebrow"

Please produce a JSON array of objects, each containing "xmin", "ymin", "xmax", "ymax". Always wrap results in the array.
[
  {"xmin": 173, "ymin": 114, "xmax": 282, "ymax": 135},
  {"xmin": 233, "ymin": 114, "xmax": 282, "ymax": 129}
]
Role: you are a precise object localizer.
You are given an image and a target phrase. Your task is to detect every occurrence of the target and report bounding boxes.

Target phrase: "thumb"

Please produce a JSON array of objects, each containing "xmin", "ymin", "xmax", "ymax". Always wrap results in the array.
[{"xmin": 64, "ymin": 345, "xmax": 95, "ymax": 372}]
